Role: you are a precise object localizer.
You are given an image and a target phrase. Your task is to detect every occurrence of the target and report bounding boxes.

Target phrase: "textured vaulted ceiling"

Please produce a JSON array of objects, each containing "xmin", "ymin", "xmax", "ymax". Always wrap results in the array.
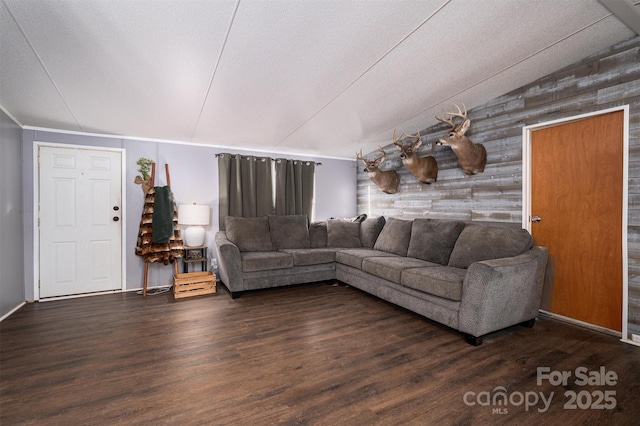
[{"xmin": 0, "ymin": 0, "xmax": 637, "ymax": 159}]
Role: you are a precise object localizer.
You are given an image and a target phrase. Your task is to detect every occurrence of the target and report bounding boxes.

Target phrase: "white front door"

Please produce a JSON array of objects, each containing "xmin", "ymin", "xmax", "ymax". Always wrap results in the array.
[{"xmin": 39, "ymin": 146, "xmax": 123, "ymax": 298}]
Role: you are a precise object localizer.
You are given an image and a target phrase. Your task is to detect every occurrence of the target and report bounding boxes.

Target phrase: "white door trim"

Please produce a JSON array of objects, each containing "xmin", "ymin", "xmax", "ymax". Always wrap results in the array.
[
  {"xmin": 33, "ymin": 142, "xmax": 127, "ymax": 301},
  {"xmin": 521, "ymin": 105, "xmax": 629, "ymax": 343}
]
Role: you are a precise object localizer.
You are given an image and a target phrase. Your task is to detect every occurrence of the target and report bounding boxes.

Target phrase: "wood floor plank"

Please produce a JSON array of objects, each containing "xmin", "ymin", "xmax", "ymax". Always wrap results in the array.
[{"xmin": 1, "ymin": 282, "xmax": 639, "ymax": 425}]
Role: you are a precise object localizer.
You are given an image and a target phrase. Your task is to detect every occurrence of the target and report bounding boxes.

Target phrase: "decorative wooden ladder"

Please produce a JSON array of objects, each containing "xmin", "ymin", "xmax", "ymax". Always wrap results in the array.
[{"xmin": 143, "ymin": 162, "xmax": 180, "ymax": 297}]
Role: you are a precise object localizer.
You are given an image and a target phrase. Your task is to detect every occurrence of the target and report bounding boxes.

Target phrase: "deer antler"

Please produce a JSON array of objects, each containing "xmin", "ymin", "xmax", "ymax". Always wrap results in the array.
[
  {"xmin": 450, "ymin": 103, "xmax": 467, "ymax": 119},
  {"xmin": 435, "ymin": 112, "xmax": 455, "ymax": 129},
  {"xmin": 402, "ymin": 131, "xmax": 422, "ymax": 142},
  {"xmin": 357, "ymin": 147, "xmax": 386, "ymax": 162},
  {"xmin": 392, "ymin": 129, "xmax": 404, "ymax": 147},
  {"xmin": 436, "ymin": 103, "xmax": 467, "ymax": 131}
]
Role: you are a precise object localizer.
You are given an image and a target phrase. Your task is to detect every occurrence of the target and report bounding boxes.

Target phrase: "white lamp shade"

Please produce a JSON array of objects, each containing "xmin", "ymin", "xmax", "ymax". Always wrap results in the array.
[
  {"xmin": 178, "ymin": 204, "xmax": 210, "ymax": 247},
  {"xmin": 178, "ymin": 204, "xmax": 210, "ymax": 226}
]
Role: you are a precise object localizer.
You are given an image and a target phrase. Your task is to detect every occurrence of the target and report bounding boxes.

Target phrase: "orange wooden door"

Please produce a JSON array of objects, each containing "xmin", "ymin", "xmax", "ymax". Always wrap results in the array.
[{"xmin": 531, "ymin": 111, "xmax": 623, "ymax": 331}]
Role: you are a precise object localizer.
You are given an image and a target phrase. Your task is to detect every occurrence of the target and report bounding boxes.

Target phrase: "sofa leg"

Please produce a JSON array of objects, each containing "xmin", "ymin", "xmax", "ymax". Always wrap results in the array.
[
  {"xmin": 521, "ymin": 318, "xmax": 536, "ymax": 328},
  {"xmin": 230, "ymin": 291, "xmax": 243, "ymax": 299},
  {"xmin": 465, "ymin": 334, "xmax": 483, "ymax": 346}
]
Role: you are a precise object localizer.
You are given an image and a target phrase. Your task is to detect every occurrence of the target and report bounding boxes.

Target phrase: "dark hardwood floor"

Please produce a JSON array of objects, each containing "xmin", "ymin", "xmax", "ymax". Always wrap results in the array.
[{"xmin": 1, "ymin": 282, "xmax": 639, "ymax": 425}]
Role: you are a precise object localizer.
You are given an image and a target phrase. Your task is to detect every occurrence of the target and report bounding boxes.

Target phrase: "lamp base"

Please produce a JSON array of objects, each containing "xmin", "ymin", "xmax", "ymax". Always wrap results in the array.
[{"xmin": 183, "ymin": 225, "xmax": 205, "ymax": 247}]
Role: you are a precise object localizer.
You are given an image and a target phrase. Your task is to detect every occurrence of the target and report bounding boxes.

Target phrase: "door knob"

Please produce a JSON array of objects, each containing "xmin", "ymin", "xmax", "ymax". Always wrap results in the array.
[
  {"xmin": 531, "ymin": 215, "xmax": 541, "ymax": 223},
  {"xmin": 113, "ymin": 216, "xmax": 120, "ymax": 222}
]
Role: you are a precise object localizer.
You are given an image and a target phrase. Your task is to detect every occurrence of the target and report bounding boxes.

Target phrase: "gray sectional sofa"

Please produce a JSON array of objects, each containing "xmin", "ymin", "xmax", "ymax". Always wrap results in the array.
[{"xmin": 215, "ymin": 215, "xmax": 548, "ymax": 345}]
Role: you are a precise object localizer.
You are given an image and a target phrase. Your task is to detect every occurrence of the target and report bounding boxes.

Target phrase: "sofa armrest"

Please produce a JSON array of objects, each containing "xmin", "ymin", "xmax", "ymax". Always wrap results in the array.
[
  {"xmin": 215, "ymin": 231, "xmax": 244, "ymax": 292},
  {"xmin": 458, "ymin": 246, "xmax": 548, "ymax": 337}
]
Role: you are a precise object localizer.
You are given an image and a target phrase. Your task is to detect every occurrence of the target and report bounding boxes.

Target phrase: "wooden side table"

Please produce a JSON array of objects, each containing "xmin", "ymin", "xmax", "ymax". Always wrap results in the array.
[{"xmin": 182, "ymin": 245, "xmax": 208, "ymax": 273}]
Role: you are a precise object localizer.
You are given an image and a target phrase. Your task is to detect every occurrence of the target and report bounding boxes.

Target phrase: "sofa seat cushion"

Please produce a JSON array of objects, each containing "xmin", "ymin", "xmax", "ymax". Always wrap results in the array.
[
  {"xmin": 401, "ymin": 266, "xmax": 467, "ymax": 301},
  {"xmin": 335, "ymin": 249, "xmax": 396, "ymax": 269},
  {"xmin": 280, "ymin": 249, "xmax": 336, "ymax": 266},
  {"xmin": 241, "ymin": 251, "xmax": 293, "ymax": 272},
  {"xmin": 362, "ymin": 256, "xmax": 439, "ymax": 284}
]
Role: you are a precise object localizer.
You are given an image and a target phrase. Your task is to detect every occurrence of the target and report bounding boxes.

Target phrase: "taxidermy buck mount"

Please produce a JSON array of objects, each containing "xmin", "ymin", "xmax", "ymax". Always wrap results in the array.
[
  {"xmin": 436, "ymin": 103, "xmax": 487, "ymax": 175},
  {"xmin": 356, "ymin": 146, "xmax": 399, "ymax": 194},
  {"xmin": 393, "ymin": 129, "xmax": 438, "ymax": 184}
]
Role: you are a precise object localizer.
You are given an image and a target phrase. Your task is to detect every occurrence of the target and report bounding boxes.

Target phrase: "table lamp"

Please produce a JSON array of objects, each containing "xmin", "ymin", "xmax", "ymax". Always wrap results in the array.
[{"xmin": 178, "ymin": 203, "xmax": 210, "ymax": 247}]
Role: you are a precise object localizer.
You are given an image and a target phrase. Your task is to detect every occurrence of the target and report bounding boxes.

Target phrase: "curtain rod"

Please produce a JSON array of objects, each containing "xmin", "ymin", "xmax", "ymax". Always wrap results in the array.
[{"xmin": 215, "ymin": 153, "xmax": 322, "ymax": 165}]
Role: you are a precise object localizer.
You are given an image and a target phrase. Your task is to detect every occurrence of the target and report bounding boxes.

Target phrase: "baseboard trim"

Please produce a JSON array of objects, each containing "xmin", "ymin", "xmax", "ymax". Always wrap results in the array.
[
  {"xmin": 40, "ymin": 289, "xmax": 122, "ymax": 302},
  {"xmin": 538, "ymin": 310, "xmax": 621, "ymax": 337},
  {"xmin": 36, "ymin": 285, "xmax": 174, "ymax": 303},
  {"xmin": 0, "ymin": 301, "xmax": 26, "ymax": 322},
  {"xmin": 620, "ymin": 338, "xmax": 640, "ymax": 347}
]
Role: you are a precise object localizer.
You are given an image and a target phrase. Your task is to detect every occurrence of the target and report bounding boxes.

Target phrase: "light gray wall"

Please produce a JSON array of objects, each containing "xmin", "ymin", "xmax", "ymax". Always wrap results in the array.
[
  {"xmin": 22, "ymin": 130, "xmax": 356, "ymax": 300},
  {"xmin": 357, "ymin": 35, "xmax": 640, "ymax": 340},
  {"xmin": 0, "ymin": 109, "xmax": 25, "ymax": 319},
  {"xmin": 315, "ymin": 158, "xmax": 358, "ymax": 221}
]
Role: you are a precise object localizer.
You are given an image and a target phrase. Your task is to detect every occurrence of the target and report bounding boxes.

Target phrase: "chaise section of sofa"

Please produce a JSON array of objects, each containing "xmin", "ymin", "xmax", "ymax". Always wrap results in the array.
[{"xmin": 215, "ymin": 214, "xmax": 548, "ymax": 345}]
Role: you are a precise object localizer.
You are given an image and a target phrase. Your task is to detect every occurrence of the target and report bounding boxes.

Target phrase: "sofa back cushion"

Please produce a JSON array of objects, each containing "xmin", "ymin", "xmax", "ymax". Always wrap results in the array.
[
  {"xmin": 407, "ymin": 219, "xmax": 465, "ymax": 265},
  {"xmin": 360, "ymin": 216, "xmax": 386, "ymax": 248},
  {"xmin": 268, "ymin": 215, "xmax": 310, "ymax": 250},
  {"xmin": 448, "ymin": 224, "xmax": 534, "ymax": 268},
  {"xmin": 309, "ymin": 221, "xmax": 328, "ymax": 248},
  {"xmin": 373, "ymin": 217, "xmax": 413, "ymax": 256},
  {"xmin": 225, "ymin": 216, "xmax": 273, "ymax": 252},
  {"xmin": 327, "ymin": 219, "xmax": 361, "ymax": 248}
]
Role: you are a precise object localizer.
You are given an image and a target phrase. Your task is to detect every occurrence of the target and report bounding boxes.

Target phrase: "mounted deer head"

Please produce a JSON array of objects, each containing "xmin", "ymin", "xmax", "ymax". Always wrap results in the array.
[
  {"xmin": 435, "ymin": 103, "xmax": 486, "ymax": 175},
  {"xmin": 356, "ymin": 146, "xmax": 399, "ymax": 194},
  {"xmin": 392, "ymin": 130, "xmax": 438, "ymax": 184}
]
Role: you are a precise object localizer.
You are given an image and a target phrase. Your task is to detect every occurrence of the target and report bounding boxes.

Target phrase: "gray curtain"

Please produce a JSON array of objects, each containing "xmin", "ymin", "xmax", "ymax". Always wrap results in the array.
[
  {"xmin": 218, "ymin": 153, "xmax": 273, "ymax": 230},
  {"xmin": 274, "ymin": 159, "xmax": 315, "ymax": 218}
]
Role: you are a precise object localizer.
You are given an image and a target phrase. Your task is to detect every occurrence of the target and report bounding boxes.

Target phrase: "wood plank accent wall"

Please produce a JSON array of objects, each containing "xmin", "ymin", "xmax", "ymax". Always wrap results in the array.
[{"xmin": 356, "ymin": 36, "xmax": 640, "ymax": 338}]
